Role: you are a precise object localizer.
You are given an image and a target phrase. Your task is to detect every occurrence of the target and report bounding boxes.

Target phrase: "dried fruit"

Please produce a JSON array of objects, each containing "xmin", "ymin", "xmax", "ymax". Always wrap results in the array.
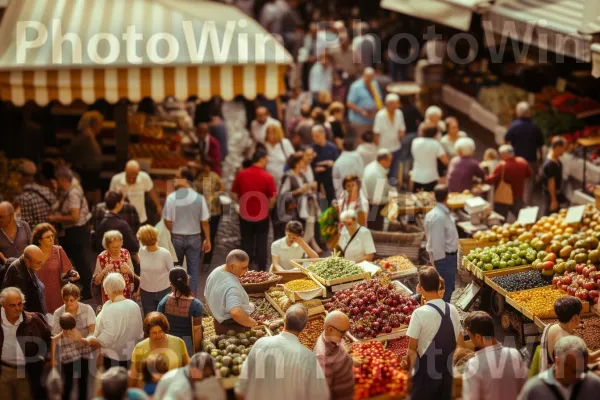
[
  {"xmin": 297, "ymin": 318, "xmax": 324, "ymax": 350},
  {"xmin": 508, "ymin": 287, "xmax": 569, "ymax": 318},
  {"xmin": 284, "ymin": 279, "xmax": 320, "ymax": 291}
]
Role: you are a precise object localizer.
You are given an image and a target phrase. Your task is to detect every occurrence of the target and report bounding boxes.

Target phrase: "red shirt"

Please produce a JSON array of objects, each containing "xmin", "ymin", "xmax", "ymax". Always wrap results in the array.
[
  {"xmin": 232, "ymin": 165, "xmax": 276, "ymax": 221},
  {"xmin": 486, "ymin": 156, "xmax": 533, "ymax": 201}
]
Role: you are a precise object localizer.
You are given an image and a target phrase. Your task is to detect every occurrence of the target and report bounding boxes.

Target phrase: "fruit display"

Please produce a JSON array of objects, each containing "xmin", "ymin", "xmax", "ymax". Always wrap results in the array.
[
  {"xmin": 376, "ymin": 255, "xmax": 415, "ymax": 274},
  {"xmin": 306, "ymin": 251, "xmax": 365, "ymax": 282},
  {"xmin": 490, "ymin": 270, "xmax": 550, "ymax": 292},
  {"xmin": 466, "ymin": 242, "xmax": 536, "ymax": 272},
  {"xmin": 284, "ymin": 279, "xmax": 320, "ymax": 291},
  {"xmin": 551, "ymin": 267, "xmax": 600, "ymax": 304},
  {"xmin": 249, "ymin": 297, "xmax": 280, "ymax": 323},
  {"xmin": 202, "ymin": 329, "xmax": 267, "ymax": 377},
  {"xmin": 473, "ymin": 223, "xmax": 527, "ymax": 243},
  {"xmin": 267, "ymin": 319, "xmax": 284, "ymax": 335},
  {"xmin": 386, "ymin": 337, "xmax": 410, "ymax": 358},
  {"xmin": 415, "ymin": 191, "xmax": 436, "ymax": 210},
  {"xmin": 350, "ymin": 342, "xmax": 408, "ymax": 399},
  {"xmin": 202, "ymin": 316, "xmax": 216, "ymax": 339},
  {"xmin": 240, "ymin": 271, "xmax": 279, "ymax": 285},
  {"xmin": 128, "ymin": 143, "xmax": 187, "ymax": 170},
  {"xmin": 324, "ymin": 276, "xmax": 418, "ymax": 340},
  {"xmin": 266, "ymin": 288, "xmax": 323, "ymax": 313},
  {"xmin": 542, "ymin": 316, "xmax": 600, "ymax": 350},
  {"xmin": 297, "ymin": 318, "xmax": 324, "ymax": 350},
  {"xmin": 507, "ymin": 287, "xmax": 568, "ymax": 318}
]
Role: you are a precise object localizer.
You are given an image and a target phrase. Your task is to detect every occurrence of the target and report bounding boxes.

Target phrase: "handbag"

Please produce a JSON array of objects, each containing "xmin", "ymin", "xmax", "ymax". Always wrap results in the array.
[
  {"xmin": 494, "ymin": 162, "xmax": 514, "ymax": 205},
  {"xmin": 58, "ymin": 248, "xmax": 83, "ymax": 291},
  {"xmin": 341, "ymin": 227, "xmax": 361, "ymax": 258}
]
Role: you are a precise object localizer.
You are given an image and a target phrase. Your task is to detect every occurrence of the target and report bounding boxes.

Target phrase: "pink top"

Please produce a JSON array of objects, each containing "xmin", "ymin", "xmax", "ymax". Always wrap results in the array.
[{"xmin": 36, "ymin": 246, "xmax": 73, "ymax": 313}]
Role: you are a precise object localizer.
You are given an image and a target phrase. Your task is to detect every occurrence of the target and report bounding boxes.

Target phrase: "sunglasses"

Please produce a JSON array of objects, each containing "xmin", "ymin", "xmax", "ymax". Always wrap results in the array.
[{"xmin": 330, "ymin": 325, "xmax": 348, "ymax": 335}]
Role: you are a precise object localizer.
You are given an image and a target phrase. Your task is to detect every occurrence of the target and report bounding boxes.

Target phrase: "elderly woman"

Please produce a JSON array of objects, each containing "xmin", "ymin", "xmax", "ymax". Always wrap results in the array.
[
  {"xmin": 129, "ymin": 312, "xmax": 189, "ymax": 387},
  {"xmin": 424, "ymin": 105, "xmax": 446, "ymax": 134},
  {"xmin": 265, "ymin": 124, "xmax": 295, "ymax": 187},
  {"xmin": 337, "ymin": 209, "xmax": 375, "ymax": 262},
  {"xmin": 440, "ymin": 117, "xmax": 467, "ymax": 158},
  {"xmin": 336, "ymin": 175, "xmax": 369, "ymax": 228},
  {"xmin": 93, "ymin": 230, "xmax": 136, "ymax": 304},
  {"xmin": 158, "ymin": 267, "xmax": 204, "ymax": 355},
  {"xmin": 447, "ymin": 137, "xmax": 485, "ymax": 193},
  {"xmin": 137, "ymin": 225, "xmax": 174, "ymax": 316},
  {"xmin": 31, "ymin": 223, "xmax": 79, "ymax": 313},
  {"xmin": 411, "ymin": 123, "xmax": 449, "ymax": 192}
]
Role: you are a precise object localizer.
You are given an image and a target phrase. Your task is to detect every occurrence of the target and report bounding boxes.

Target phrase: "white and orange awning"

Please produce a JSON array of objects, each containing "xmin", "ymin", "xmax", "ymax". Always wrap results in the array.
[{"xmin": 0, "ymin": 0, "xmax": 292, "ymax": 106}]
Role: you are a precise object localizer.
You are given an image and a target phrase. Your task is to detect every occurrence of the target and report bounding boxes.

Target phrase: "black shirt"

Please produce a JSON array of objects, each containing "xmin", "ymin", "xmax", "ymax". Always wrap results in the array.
[
  {"xmin": 96, "ymin": 212, "xmax": 140, "ymax": 254},
  {"xmin": 330, "ymin": 120, "xmax": 345, "ymax": 140},
  {"xmin": 505, "ymin": 118, "xmax": 545, "ymax": 163},
  {"xmin": 542, "ymin": 158, "xmax": 563, "ymax": 193},
  {"xmin": 401, "ymin": 104, "xmax": 423, "ymax": 134}
]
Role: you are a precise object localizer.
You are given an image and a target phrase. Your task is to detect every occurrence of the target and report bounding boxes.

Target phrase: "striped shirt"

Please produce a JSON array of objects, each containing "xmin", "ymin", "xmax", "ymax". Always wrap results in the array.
[{"xmin": 314, "ymin": 334, "xmax": 355, "ymax": 400}]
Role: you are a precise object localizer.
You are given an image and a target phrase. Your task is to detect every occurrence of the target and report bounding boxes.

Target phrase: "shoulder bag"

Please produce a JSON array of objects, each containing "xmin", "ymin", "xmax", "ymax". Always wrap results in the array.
[
  {"xmin": 494, "ymin": 162, "xmax": 514, "ymax": 205},
  {"xmin": 341, "ymin": 227, "xmax": 362, "ymax": 258}
]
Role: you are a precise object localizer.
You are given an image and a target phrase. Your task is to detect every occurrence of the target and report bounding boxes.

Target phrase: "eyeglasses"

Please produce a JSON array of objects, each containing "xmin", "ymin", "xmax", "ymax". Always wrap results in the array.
[
  {"xmin": 42, "ymin": 234, "xmax": 55, "ymax": 240},
  {"xmin": 330, "ymin": 325, "xmax": 348, "ymax": 335}
]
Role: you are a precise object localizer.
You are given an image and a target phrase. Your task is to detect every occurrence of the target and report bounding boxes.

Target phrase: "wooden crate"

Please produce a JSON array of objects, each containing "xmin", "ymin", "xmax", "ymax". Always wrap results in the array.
[
  {"xmin": 347, "ymin": 327, "xmax": 408, "ymax": 344},
  {"xmin": 265, "ymin": 287, "xmax": 326, "ymax": 317},
  {"xmin": 506, "ymin": 287, "xmax": 590, "ymax": 321},
  {"xmin": 241, "ymin": 275, "xmax": 282, "ymax": 294},
  {"xmin": 291, "ymin": 258, "xmax": 371, "ymax": 287},
  {"xmin": 374, "ymin": 255, "xmax": 419, "ymax": 280},
  {"xmin": 281, "ymin": 274, "xmax": 327, "ymax": 302},
  {"xmin": 483, "ymin": 266, "xmax": 535, "ymax": 297},
  {"xmin": 273, "ymin": 270, "xmax": 308, "ymax": 284}
]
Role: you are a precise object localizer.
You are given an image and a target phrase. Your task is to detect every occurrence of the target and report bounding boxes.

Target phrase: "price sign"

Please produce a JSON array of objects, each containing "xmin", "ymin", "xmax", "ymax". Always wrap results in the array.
[
  {"xmin": 517, "ymin": 206, "xmax": 539, "ymax": 225},
  {"xmin": 564, "ymin": 205, "xmax": 585, "ymax": 224},
  {"xmin": 556, "ymin": 78, "xmax": 567, "ymax": 92}
]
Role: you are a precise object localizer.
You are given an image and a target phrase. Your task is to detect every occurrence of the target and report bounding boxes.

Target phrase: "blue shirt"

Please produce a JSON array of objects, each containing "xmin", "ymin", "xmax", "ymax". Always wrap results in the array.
[
  {"xmin": 424, "ymin": 203, "xmax": 459, "ymax": 261},
  {"xmin": 504, "ymin": 118, "xmax": 545, "ymax": 163},
  {"xmin": 347, "ymin": 79, "xmax": 382, "ymax": 125}
]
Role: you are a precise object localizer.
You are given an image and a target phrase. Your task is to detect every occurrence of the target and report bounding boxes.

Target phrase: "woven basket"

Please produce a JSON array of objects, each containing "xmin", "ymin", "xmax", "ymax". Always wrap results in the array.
[{"xmin": 371, "ymin": 230, "xmax": 425, "ymax": 262}]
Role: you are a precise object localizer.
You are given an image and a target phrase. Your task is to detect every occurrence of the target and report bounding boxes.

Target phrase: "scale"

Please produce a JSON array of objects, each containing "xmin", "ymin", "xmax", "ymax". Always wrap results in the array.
[{"xmin": 464, "ymin": 197, "xmax": 492, "ymax": 226}]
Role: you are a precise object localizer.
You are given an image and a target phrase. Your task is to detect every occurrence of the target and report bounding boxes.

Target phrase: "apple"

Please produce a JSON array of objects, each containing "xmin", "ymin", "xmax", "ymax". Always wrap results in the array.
[
  {"xmin": 561, "ymin": 276, "xmax": 572, "ymax": 285},
  {"xmin": 576, "ymin": 264, "xmax": 585, "ymax": 274},
  {"xmin": 561, "ymin": 284, "xmax": 569, "ymax": 292},
  {"xmin": 576, "ymin": 289, "xmax": 589, "ymax": 301},
  {"xmin": 584, "ymin": 281, "xmax": 597, "ymax": 291},
  {"xmin": 583, "ymin": 266, "xmax": 597, "ymax": 278},
  {"xmin": 577, "ymin": 278, "xmax": 585, "ymax": 287},
  {"xmin": 552, "ymin": 277, "xmax": 561, "ymax": 288},
  {"xmin": 589, "ymin": 290, "xmax": 599, "ymax": 299},
  {"xmin": 542, "ymin": 261, "xmax": 555, "ymax": 270},
  {"xmin": 568, "ymin": 285, "xmax": 578, "ymax": 296}
]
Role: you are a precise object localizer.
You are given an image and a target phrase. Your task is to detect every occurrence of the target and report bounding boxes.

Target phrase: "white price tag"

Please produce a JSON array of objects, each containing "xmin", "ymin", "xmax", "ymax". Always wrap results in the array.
[
  {"xmin": 564, "ymin": 205, "xmax": 585, "ymax": 224},
  {"xmin": 556, "ymin": 78, "xmax": 567, "ymax": 92},
  {"xmin": 517, "ymin": 206, "xmax": 539, "ymax": 225}
]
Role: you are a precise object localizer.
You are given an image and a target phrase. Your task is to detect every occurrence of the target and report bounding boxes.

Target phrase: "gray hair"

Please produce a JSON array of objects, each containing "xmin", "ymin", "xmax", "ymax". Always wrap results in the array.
[
  {"xmin": 100, "ymin": 367, "xmax": 129, "ymax": 400},
  {"xmin": 425, "ymin": 105, "xmax": 443, "ymax": 119},
  {"xmin": 340, "ymin": 209, "xmax": 357, "ymax": 221},
  {"xmin": 55, "ymin": 166, "xmax": 73, "ymax": 181},
  {"xmin": 499, "ymin": 144, "xmax": 515, "ymax": 156},
  {"xmin": 285, "ymin": 304, "xmax": 309, "ymax": 333},
  {"xmin": 385, "ymin": 93, "xmax": 400, "ymax": 104},
  {"xmin": 376, "ymin": 148, "xmax": 392, "ymax": 162},
  {"xmin": 311, "ymin": 125, "xmax": 326, "ymax": 135},
  {"xmin": 102, "ymin": 230, "xmax": 123, "ymax": 249},
  {"xmin": 226, "ymin": 249, "xmax": 249, "ymax": 265},
  {"xmin": 554, "ymin": 336, "xmax": 588, "ymax": 361},
  {"xmin": 516, "ymin": 101, "xmax": 530, "ymax": 118},
  {"xmin": 363, "ymin": 67, "xmax": 375, "ymax": 77},
  {"xmin": 0, "ymin": 287, "xmax": 25, "ymax": 305},
  {"xmin": 455, "ymin": 137, "xmax": 476, "ymax": 157},
  {"xmin": 103, "ymin": 272, "xmax": 126, "ymax": 296}
]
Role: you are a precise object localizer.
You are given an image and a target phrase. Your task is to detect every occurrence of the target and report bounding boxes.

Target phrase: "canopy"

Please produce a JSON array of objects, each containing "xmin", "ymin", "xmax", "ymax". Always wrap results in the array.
[
  {"xmin": 381, "ymin": 0, "xmax": 491, "ymax": 31},
  {"xmin": 0, "ymin": 0, "xmax": 292, "ymax": 106},
  {"xmin": 482, "ymin": 0, "xmax": 600, "ymax": 62}
]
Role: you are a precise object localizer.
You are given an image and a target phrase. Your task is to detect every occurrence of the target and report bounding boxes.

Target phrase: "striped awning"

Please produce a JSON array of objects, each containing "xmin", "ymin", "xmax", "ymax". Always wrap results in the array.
[{"xmin": 0, "ymin": 0, "xmax": 292, "ymax": 106}]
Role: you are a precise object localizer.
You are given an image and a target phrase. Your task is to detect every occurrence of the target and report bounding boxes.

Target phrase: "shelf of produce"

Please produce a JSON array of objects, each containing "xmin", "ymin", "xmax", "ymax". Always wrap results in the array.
[
  {"xmin": 282, "ymin": 275, "xmax": 327, "ymax": 302},
  {"xmin": 273, "ymin": 270, "xmax": 307, "ymax": 284},
  {"xmin": 506, "ymin": 287, "xmax": 590, "ymax": 321},
  {"xmin": 483, "ymin": 266, "xmax": 536, "ymax": 297},
  {"xmin": 264, "ymin": 287, "xmax": 325, "ymax": 318},
  {"xmin": 375, "ymin": 255, "xmax": 418, "ymax": 280},
  {"xmin": 347, "ymin": 327, "xmax": 408, "ymax": 344},
  {"xmin": 241, "ymin": 275, "xmax": 282, "ymax": 294},
  {"xmin": 291, "ymin": 258, "xmax": 371, "ymax": 287}
]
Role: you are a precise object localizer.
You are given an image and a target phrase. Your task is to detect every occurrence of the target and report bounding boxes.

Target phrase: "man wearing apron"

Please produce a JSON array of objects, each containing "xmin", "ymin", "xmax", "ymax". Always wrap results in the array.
[{"xmin": 404, "ymin": 267, "xmax": 465, "ymax": 400}]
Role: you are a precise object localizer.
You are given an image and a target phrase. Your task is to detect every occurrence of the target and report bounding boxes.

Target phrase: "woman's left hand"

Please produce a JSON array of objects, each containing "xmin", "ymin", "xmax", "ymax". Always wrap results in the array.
[
  {"xmin": 68, "ymin": 271, "xmax": 80, "ymax": 281},
  {"xmin": 119, "ymin": 264, "xmax": 131, "ymax": 275}
]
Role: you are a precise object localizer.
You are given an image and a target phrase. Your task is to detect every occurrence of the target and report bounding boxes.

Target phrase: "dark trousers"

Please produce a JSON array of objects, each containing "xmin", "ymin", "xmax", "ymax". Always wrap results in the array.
[
  {"xmin": 435, "ymin": 254, "xmax": 457, "ymax": 302},
  {"xmin": 368, "ymin": 203, "xmax": 386, "ymax": 231},
  {"xmin": 60, "ymin": 225, "xmax": 92, "ymax": 298},
  {"xmin": 203, "ymin": 215, "xmax": 222, "ymax": 268},
  {"xmin": 239, "ymin": 217, "xmax": 269, "ymax": 271},
  {"xmin": 140, "ymin": 287, "xmax": 170, "ymax": 316},
  {"xmin": 102, "ymin": 356, "xmax": 130, "ymax": 371},
  {"xmin": 494, "ymin": 199, "xmax": 524, "ymax": 220},
  {"xmin": 62, "ymin": 358, "xmax": 90, "ymax": 400},
  {"xmin": 413, "ymin": 180, "xmax": 438, "ymax": 193}
]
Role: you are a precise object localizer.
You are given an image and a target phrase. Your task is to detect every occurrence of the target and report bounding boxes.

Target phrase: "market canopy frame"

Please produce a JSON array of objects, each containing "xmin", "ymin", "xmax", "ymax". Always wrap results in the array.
[{"xmin": 0, "ymin": 0, "xmax": 292, "ymax": 106}]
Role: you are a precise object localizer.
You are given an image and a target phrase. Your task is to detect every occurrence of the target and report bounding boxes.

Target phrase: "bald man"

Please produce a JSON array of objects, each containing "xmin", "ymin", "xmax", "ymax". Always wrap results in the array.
[
  {"xmin": 314, "ymin": 310, "xmax": 355, "ymax": 400},
  {"xmin": 0, "ymin": 202, "xmax": 31, "ymax": 264},
  {"xmin": 250, "ymin": 106, "xmax": 281, "ymax": 143},
  {"xmin": 109, "ymin": 160, "xmax": 162, "ymax": 224},
  {"xmin": 2, "ymin": 245, "xmax": 46, "ymax": 314}
]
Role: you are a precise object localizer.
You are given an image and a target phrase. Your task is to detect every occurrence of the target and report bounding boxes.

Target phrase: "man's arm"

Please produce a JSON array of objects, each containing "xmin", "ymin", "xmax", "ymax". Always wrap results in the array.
[
  {"xmin": 297, "ymin": 237, "xmax": 318, "ymax": 259},
  {"xmin": 201, "ymin": 220, "xmax": 211, "ymax": 253},
  {"xmin": 148, "ymin": 188, "xmax": 162, "ymax": 216},
  {"xmin": 405, "ymin": 337, "xmax": 419, "ymax": 373},
  {"xmin": 230, "ymin": 307, "xmax": 258, "ymax": 328}
]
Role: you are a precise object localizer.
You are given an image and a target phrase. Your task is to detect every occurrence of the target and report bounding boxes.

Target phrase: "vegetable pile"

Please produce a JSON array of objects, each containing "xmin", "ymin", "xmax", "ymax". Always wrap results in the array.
[
  {"xmin": 203, "ymin": 329, "xmax": 267, "ymax": 377},
  {"xmin": 376, "ymin": 255, "xmax": 414, "ymax": 274},
  {"xmin": 250, "ymin": 298, "xmax": 280, "ymax": 323},
  {"xmin": 307, "ymin": 251, "xmax": 364, "ymax": 281},
  {"xmin": 350, "ymin": 342, "xmax": 408, "ymax": 399},
  {"xmin": 491, "ymin": 270, "xmax": 549, "ymax": 292},
  {"xmin": 240, "ymin": 271, "xmax": 278, "ymax": 284}
]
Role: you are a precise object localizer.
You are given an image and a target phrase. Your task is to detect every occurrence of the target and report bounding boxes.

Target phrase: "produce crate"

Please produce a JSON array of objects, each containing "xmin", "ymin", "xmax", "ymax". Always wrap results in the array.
[
  {"xmin": 264, "ymin": 287, "xmax": 326, "ymax": 318},
  {"xmin": 505, "ymin": 287, "xmax": 590, "ymax": 321},
  {"xmin": 291, "ymin": 258, "xmax": 371, "ymax": 287},
  {"xmin": 465, "ymin": 259, "xmax": 532, "ymax": 281},
  {"xmin": 273, "ymin": 270, "xmax": 307, "ymax": 284},
  {"xmin": 374, "ymin": 255, "xmax": 419, "ymax": 280},
  {"xmin": 483, "ymin": 266, "xmax": 535, "ymax": 297},
  {"xmin": 347, "ymin": 326, "xmax": 408, "ymax": 344},
  {"xmin": 281, "ymin": 275, "xmax": 327, "ymax": 302},
  {"xmin": 241, "ymin": 275, "xmax": 282, "ymax": 294}
]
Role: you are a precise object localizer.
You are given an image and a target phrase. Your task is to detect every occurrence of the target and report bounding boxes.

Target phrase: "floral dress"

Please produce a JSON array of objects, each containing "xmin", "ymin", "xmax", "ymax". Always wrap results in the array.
[
  {"xmin": 36, "ymin": 246, "xmax": 73, "ymax": 313},
  {"xmin": 94, "ymin": 248, "xmax": 133, "ymax": 303}
]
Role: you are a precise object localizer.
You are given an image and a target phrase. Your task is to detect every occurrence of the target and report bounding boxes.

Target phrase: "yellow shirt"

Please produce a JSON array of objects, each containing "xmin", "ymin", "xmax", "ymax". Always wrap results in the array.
[{"xmin": 131, "ymin": 335, "xmax": 189, "ymax": 372}]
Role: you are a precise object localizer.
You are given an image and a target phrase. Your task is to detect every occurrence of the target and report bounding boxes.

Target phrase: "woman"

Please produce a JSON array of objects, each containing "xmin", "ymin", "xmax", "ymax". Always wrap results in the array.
[
  {"xmin": 158, "ymin": 267, "xmax": 204, "ymax": 355},
  {"xmin": 137, "ymin": 225, "xmax": 174, "ymax": 316},
  {"xmin": 194, "ymin": 156, "xmax": 225, "ymax": 270},
  {"xmin": 328, "ymin": 102, "xmax": 346, "ymax": 150},
  {"xmin": 424, "ymin": 105, "xmax": 446, "ymax": 134},
  {"xmin": 446, "ymin": 137, "xmax": 485, "ymax": 193},
  {"xmin": 271, "ymin": 221, "xmax": 318, "ymax": 271},
  {"xmin": 31, "ymin": 223, "xmax": 80, "ymax": 313},
  {"xmin": 336, "ymin": 175, "xmax": 369, "ymax": 228},
  {"xmin": 264, "ymin": 124, "xmax": 295, "ymax": 188},
  {"xmin": 51, "ymin": 284, "xmax": 95, "ymax": 400},
  {"xmin": 68, "ymin": 111, "xmax": 104, "ymax": 195},
  {"xmin": 337, "ymin": 209, "xmax": 376, "ymax": 262},
  {"xmin": 440, "ymin": 117, "xmax": 467, "ymax": 158},
  {"xmin": 130, "ymin": 312, "xmax": 190, "ymax": 387},
  {"xmin": 93, "ymin": 230, "xmax": 136, "ymax": 304},
  {"xmin": 411, "ymin": 123, "xmax": 449, "ymax": 192}
]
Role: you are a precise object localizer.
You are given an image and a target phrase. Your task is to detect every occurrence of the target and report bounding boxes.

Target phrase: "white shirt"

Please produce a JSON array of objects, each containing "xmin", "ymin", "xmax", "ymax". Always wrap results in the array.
[
  {"xmin": 332, "ymin": 151, "xmax": 365, "ymax": 197},
  {"xmin": 373, "ymin": 109, "xmax": 406, "ymax": 152},
  {"xmin": 338, "ymin": 225, "xmax": 375, "ymax": 262},
  {"xmin": 250, "ymin": 116, "xmax": 281, "ymax": 143},
  {"xmin": 356, "ymin": 143, "xmax": 378, "ymax": 166},
  {"xmin": 462, "ymin": 343, "xmax": 527, "ymax": 400},
  {"xmin": 411, "ymin": 137, "xmax": 446, "ymax": 184},
  {"xmin": 94, "ymin": 299, "xmax": 144, "ymax": 361},
  {"xmin": 139, "ymin": 246, "xmax": 174, "ymax": 292},
  {"xmin": 271, "ymin": 237, "xmax": 305, "ymax": 270},
  {"xmin": 1, "ymin": 308, "xmax": 25, "ymax": 365},
  {"xmin": 362, "ymin": 161, "xmax": 392, "ymax": 205},
  {"xmin": 109, "ymin": 171, "xmax": 154, "ymax": 223},
  {"xmin": 406, "ymin": 299, "xmax": 462, "ymax": 357},
  {"xmin": 440, "ymin": 131, "xmax": 467, "ymax": 158},
  {"xmin": 236, "ymin": 332, "xmax": 330, "ymax": 400},
  {"xmin": 155, "ymin": 369, "xmax": 226, "ymax": 400},
  {"xmin": 266, "ymin": 139, "xmax": 295, "ymax": 187},
  {"xmin": 309, "ymin": 62, "xmax": 333, "ymax": 93}
]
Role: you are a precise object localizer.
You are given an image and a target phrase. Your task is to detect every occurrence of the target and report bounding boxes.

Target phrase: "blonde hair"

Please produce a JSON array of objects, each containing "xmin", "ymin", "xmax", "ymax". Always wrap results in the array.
[
  {"xmin": 102, "ymin": 230, "xmax": 123, "ymax": 249},
  {"xmin": 137, "ymin": 225, "xmax": 159, "ymax": 247},
  {"xmin": 266, "ymin": 124, "xmax": 284, "ymax": 143},
  {"xmin": 328, "ymin": 102, "xmax": 345, "ymax": 116},
  {"xmin": 77, "ymin": 111, "xmax": 104, "ymax": 132}
]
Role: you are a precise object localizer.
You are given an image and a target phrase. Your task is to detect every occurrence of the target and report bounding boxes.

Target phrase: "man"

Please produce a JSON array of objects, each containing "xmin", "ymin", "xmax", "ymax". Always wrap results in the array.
[
  {"xmin": 291, "ymin": 104, "xmax": 314, "ymax": 147},
  {"xmin": 312, "ymin": 125, "xmax": 339, "ymax": 204},
  {"xmin": 314, "ymin": 310, "xmax": 354, "ymax": 400},
  {"xmin": 14, "ymin": 159, "xmax": 57, "ymax": 229},
  {"xmin": 519, "ymin": 336, "xmax": 600, "ymax": 399},
  {"xmin": 462, "ymin": 311, "xmax": 527, "ymax": 400},
  {"xmin": 363, "ymin": 149, "xmax": 393, "ymax": 230},
  {"xmin": 424, "ymin": 185, "xmax": 459, "ymax": 302},
  {"xmin": 543, "ymin": 136, "xmax": 569, "ymax": 215},
  {"xmin": 204, "ymin": 250, "xmax": 258, "ymax": 334},
  {"xmin": 2, "ymin": 245, "xmax": 46, "ymax": 314},
  {"xmin": 0, "ymin": 202, "xmax": 31, "ymax": 265},
  {"xmin": 0, "ymin": 287, "xmax": 51, "ymax": 400},
  {"xmin": 195, "ymin": 122, "xmax": 222, "ymax": 176},
  {"xmin": 109, "ymin": 160, "xmax": 162, "ymax": 225},
  {"xmin": 332, "ymin": 138, "xmax": 365, "ymax": 197},
  {"xmin": 373, "ymin": 64, "xmax": 392, "ymax": 99},
  {"xmin": 309, "ymin": 51, "xmax": 333, "ymax": 94},
  {"xmin": 164, "ymin": 167, "xmax": 211, "ymax": 295},
  {"xmin": 356, "ymin": 131, "xmax": 378, "ymax": 167},
  {"xmin": 91, "ymin": 196, "xmax": 140, "ymax": 237},
  {"xmin": 332, "ymin": 33, "xmax": 360, "ymax": 80},
  {"xmin": 504, "ymin": 101, "xmax": 545, "ymax": 205},
  {"xmin": 231, "ymin": 150, "xmax": 276, "ymax": 272},
  {"xmin": 250, "ymin": 106, "xmax": 282, "ymax": 144},
  {"xmin": 236, "ymin": 304, "xmax": 330, "ymax": 399},
  {"xmin": 485, "ymin": 145, "xmax": 533, "ymax": 219},
  {"xmin": 347, "ymin": 68, "xmax": 383, "ymax": 144},
  {"xmin": 95, "ymin": 191, "xmax": 140, "ymax": 258},
  {"xmin": 405, "ymin": 267, "xmax": 464, "ymax": 400},
  {"xmin": 373, "ymin": 93, "xmax": 406, "ymax": 184}
]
